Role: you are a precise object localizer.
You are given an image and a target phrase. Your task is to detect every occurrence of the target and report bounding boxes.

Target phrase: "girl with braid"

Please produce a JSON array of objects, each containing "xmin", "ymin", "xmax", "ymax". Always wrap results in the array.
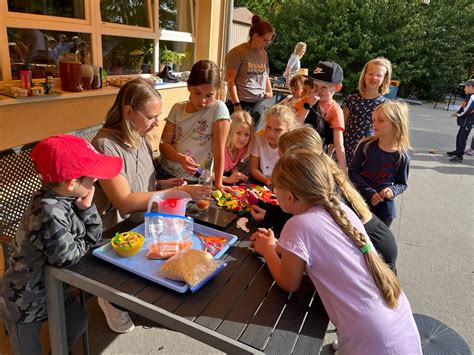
[
  {"xmin": 250, "ymin": 150, "xmax": 421, "ymax": 354},
  {"xmin": 251, "ymin": 126, "xmax": 398, "ymax": 270}
]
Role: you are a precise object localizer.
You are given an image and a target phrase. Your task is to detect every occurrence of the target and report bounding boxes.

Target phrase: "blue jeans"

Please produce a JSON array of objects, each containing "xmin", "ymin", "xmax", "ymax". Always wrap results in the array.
[{"xmin": 2, "ymin": 297, "xmax": 87, "ymax": 355}]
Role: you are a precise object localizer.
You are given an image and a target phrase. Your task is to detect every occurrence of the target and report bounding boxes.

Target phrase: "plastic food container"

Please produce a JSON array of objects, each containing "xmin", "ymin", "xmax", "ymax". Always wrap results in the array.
[{"xmin": 111, "ymin": 232, "xmax": 145, "ymax": 257}]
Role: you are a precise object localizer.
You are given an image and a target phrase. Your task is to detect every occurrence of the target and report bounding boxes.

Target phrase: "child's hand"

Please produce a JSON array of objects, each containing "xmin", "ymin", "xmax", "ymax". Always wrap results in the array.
[
  {"xmin": 75, "ymin": 186, "xmax": 95, "ymax": 210},
  {"xmin": 250, "ymin": 205, "xmax": 266, "ymax": 222},
  {"xmin": 183, "ymin": 184, "xmax": 212, "ymax": 201},
  {"xmin": 370, "ymin": 192, "xmax": 384, "ymax": 206},
  {"xmin": 265, "ymin": 177, "xmax": 272, "ymax": 187},
  {"xmin": 179, "ymin": 155, "xmax": 199, "ymax": 174},
  {"xmin": 159, "ymin": 177, "xmax": 186, "ymax": 190},
  {"xmin": 379, "ymin": 187, "xmax": 394, "ymax": 200},
  {"xmin": 223, "ymin": 171, "xmax": 247, "ymax": 184},
  {"xmin": 216, "ymin": 184, "xmax": 234, "ymax": 194},
  {"xmin": 250, "ymin": 228, "xmax": 276, "ymax": 256}
]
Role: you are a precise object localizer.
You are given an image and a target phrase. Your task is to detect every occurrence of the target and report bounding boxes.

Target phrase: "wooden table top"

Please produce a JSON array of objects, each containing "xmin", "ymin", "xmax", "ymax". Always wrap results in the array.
[{"xmin": 64, "ymin": 214, "xmax": 329, "ymax": 353}]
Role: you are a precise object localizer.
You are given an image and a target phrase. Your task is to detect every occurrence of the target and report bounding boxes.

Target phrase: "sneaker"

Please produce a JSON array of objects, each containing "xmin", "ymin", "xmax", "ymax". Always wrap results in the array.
[
  {"xmin": 97, "ymin": 297, "xmax": 135, "ymax": 333},
  {"xmin": 450, "ymin": 155, "xmax": 463, "ymax": 163},
  {"xmin": 331, "ymin": 339, "xmax": 339, "ymax": 351},
  {"xmin": 446, "ymin": 150, "xmax": 457, "ymax": 156}
]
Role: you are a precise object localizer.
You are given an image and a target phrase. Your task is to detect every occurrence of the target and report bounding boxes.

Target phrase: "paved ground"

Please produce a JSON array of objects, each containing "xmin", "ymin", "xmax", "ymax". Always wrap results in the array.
[{"xmin": 1, "ymin": 102, "xmax": 472, "ymax": 354}]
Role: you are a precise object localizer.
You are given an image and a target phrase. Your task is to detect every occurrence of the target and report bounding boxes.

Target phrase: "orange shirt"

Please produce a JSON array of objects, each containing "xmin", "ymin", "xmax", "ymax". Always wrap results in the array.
[{"xmin": 319, "ymin": 99, "xmax": 344, "ymax": 131}]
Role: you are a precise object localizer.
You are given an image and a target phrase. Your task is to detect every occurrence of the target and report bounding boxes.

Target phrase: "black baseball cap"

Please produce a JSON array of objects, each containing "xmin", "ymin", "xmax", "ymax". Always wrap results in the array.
[{"xmin": 309, "ymin": 60, "xmax": 343, "ymax": 84}]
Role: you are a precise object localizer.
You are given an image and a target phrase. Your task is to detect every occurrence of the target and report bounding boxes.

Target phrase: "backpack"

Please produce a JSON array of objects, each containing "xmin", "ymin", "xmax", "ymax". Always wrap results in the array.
[{"xmin": 304, "ymin": 102, "xmax": 333, "ymax": 145}]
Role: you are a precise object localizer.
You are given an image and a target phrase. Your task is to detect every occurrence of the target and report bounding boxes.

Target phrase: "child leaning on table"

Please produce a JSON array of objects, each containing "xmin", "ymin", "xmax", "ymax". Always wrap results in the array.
[
  {"xmin": 0, "ymin": 135, "xmax": 122, "ymax": 355},
  {"xmin": 251, "ymin": 150, "xmax": 421, "ymax": 355},
  {"xmin": 249, "ymin": 104, "xmax": 298, "ymax": 186},
  {"xmin": 223, "ymin": 110, "xmax": 255, "ymax": 185},
  {"xmin": 251, "ymin": 125, "xmax": 398, "ymax": 271}
]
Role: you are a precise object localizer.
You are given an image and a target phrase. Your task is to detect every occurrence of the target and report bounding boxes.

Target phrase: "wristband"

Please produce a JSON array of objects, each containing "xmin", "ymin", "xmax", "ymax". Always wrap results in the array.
[
  {"xmin": 303, "ymin": 102, "xmax": 313, "ymax": 110},
  {"xmin": 233, "ymin": 102, "xmax": 241, "ymax": 107}
]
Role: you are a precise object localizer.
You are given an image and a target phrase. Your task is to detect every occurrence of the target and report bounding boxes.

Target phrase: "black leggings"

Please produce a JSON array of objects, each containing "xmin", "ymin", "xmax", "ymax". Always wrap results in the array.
[{"xmin": 364, "ymin": 214, "xmax": 398, "ymax": 272}]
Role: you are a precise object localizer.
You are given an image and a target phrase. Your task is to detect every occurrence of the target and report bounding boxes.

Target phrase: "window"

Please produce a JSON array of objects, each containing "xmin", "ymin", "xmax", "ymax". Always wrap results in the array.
[
  {"xmin": 102, "ymin": 36, "xmax": 153, "ymax": 75},
  {"xmin": 8, "ymin": 0, "xmax": 85, "ymax": 19},
  {"xmin": 100, "ymin": 0, "xmax": 149, "ymax": 27},
  {"xmin": 8, "ymin": 29, "xmax": 91, "ymax": 79},
  {"xmin": 0, "ymin": 0, "xmax": 195, "ymax": 81},
  {"xmin": 159, "ymin": 0, "xmax": 193, "ymax": 32}
]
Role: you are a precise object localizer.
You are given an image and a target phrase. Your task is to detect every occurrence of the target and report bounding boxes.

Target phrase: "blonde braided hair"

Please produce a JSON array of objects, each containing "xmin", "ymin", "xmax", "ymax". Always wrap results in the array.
[{"xmin": 272, "ymin": 149, "xmax": 401, "ymax": 308}]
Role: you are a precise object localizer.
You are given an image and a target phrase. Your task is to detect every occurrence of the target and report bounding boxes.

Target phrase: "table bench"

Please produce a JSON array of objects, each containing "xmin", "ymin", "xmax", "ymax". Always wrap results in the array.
[{"xmin": 45, "ymin": 217, "xmax": 330, "ymax": 354}]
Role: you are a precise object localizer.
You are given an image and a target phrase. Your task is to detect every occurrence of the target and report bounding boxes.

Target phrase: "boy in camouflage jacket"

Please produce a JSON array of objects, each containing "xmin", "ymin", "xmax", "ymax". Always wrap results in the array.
[{"xmin": 0, "ymin": 135, "xmax": 122, "ymax": 354}]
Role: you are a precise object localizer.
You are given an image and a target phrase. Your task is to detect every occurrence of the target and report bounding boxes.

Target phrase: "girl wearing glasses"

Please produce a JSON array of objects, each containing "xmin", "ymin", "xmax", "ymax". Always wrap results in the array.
[
  {"xmin": 225, "ymin": 15, "xmax": 274, "ymax": 127},
  {"xmin": 158, "ymin": 60, "xmax": 231, "ymax": 191}
]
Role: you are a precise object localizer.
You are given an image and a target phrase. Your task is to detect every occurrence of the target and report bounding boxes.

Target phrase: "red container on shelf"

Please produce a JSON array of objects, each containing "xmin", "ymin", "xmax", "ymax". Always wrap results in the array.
[
  {"xmin": 59, "ymin": 61, "xmax": 83, "ymax": 92},
  {"xmin": 20, "ymin": 70, "xmax": 32, "ymax": 90}
]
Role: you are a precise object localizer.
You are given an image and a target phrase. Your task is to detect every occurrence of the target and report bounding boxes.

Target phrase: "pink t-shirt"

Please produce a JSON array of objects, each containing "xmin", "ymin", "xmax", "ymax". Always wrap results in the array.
[
  {"xmin": 224, "ymin": 147, "xmax": 246, "ymax": 172},
  {"xmin": 277, "ymin": 204, "xmax": 421, "ymax": 355}
]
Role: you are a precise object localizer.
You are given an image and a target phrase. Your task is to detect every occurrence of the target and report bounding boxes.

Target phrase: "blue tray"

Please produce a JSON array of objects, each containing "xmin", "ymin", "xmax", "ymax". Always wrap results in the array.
[{"xmin": 92, "ymin": 223, "xmax": 237, "ymax": 293}]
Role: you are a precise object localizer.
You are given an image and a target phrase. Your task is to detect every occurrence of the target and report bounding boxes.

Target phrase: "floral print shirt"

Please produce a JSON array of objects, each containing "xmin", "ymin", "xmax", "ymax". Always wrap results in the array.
[{"xmin": 342, "ymin": 93, "xmax": 387, "ymax": 164}]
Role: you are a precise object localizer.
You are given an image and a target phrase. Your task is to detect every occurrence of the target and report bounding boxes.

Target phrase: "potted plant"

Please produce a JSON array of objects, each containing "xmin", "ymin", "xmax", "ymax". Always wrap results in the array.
[{"xmin": 159, "ymin": 46, "xmax": 186, "ymax": 72}]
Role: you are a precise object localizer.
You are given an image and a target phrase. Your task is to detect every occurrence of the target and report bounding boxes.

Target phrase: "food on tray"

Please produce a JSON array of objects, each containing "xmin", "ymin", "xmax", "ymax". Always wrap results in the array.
[
  {"xmin": 212, "ymin": 184, "xmax": 278, "ymax": 214},
  {"xmin": 111, "ymin": 231, "xmax": 145, "ymax": 257},
  {"xmin": 146, "ymin": 239, "xmax": 194, "ymax": 259},
  {"xmin": 197, "ymin": 233, "xmax": 227, "ymax": 255},
  {"xmin": 245, "ymin": 190, "xmax": 259, "ymax": 205},
  {"xmin": 161, "ymin": 249, "xmax": 218, "ymax": 287},
  {"xmin": 196, "ymin": 199, "xmax": 211, "ymax": 210}
]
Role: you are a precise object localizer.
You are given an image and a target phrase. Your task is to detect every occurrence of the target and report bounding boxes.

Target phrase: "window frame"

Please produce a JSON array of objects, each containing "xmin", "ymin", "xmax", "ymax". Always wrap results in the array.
[{"xmin": 0, "ymin": 0, "xmax": 195, "ymax": 81}]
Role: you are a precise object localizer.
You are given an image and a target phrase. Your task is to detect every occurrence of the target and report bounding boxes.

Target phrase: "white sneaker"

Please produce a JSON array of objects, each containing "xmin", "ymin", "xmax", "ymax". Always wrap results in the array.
[
  {"xmin": 331, "ymin": 338, "xmax": 339, "ymax": 351},
  {"xmin": 97, "ymin": 297, "xmax": 135, "ymax": 333}
]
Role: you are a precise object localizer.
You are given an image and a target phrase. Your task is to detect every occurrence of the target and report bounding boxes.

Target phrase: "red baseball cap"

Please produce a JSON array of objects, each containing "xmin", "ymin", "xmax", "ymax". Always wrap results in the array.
[{"xmin": 31, "ymin": 134, "xmax": 122, "ymax": 182}]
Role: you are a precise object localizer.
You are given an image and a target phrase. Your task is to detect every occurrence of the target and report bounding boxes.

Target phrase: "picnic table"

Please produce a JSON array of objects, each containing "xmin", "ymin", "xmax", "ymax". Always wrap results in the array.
[{"xmin": 45, "ymin": 211, "xmax": 329, "ymax": 354}]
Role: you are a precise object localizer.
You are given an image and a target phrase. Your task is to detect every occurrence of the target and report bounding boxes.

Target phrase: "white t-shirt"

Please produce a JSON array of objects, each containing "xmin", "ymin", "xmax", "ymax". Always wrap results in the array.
[
  {"xmin": 159, "ymin": 100, "xmax": 230, "ymax": 181},
  {"xmin": 250, "ymin": 133, "xmax": 279, "ymax": 177}
]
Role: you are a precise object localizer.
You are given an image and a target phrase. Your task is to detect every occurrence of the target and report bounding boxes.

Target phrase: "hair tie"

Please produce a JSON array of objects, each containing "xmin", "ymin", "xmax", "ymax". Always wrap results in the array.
[{"xmin": 360, "ymin": 244, "xmax": 371, "ymax": 254}]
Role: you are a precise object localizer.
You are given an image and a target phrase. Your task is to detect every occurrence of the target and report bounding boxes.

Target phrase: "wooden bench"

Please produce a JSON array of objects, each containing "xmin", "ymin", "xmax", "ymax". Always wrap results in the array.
[{"xmin": 0, "ymin": 124, "xmax": 102, "ymax": 355}]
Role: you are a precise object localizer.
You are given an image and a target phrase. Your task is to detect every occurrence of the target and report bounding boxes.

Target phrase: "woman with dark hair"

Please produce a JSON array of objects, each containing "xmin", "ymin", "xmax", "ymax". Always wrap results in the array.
[
  {"xmin": 158, "ymin": 60, "xmax": 231, "ymax": 190},
  {"xmin": 225, "ymin": 15, "xmax": 274, "ymax": 127}
]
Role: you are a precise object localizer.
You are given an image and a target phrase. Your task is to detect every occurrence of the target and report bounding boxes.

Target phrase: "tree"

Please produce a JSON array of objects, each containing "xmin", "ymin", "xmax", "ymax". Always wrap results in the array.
[{"xmin": 235, "ymin": 0, "xmax": 473, "ymax": 99}]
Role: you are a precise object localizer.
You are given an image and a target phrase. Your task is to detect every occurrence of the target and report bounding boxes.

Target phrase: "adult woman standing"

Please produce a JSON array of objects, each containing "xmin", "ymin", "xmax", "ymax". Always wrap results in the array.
[
  {"xmin": 91, "ymin": 78, "xmax": 210, "ymax": 333},
  {"xmin": 225, "ymin": 15, "xmax": 274, "ymax": 126},
  {"xmin": 283, "ymin": 42, "xmax": 306, "ymax": 85}
]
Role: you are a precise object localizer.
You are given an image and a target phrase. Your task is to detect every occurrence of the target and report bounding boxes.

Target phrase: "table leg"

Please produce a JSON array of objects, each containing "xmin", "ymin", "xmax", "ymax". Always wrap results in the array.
[{"xmin": 45, "ymin": 266, "xmax": 68, "ymax": 355}]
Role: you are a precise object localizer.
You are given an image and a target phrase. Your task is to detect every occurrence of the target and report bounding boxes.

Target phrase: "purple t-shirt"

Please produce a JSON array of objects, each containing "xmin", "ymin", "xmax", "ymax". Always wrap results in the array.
[{"xmin": 277, "ymin": 204, "xmax": 421, "ymax": 355}]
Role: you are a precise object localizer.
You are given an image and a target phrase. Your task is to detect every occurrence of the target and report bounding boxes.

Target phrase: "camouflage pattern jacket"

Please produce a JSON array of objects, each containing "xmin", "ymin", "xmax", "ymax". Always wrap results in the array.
[{"xmin": 0, "ymin": 188, "xmax": 102, "ymax": 323}]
